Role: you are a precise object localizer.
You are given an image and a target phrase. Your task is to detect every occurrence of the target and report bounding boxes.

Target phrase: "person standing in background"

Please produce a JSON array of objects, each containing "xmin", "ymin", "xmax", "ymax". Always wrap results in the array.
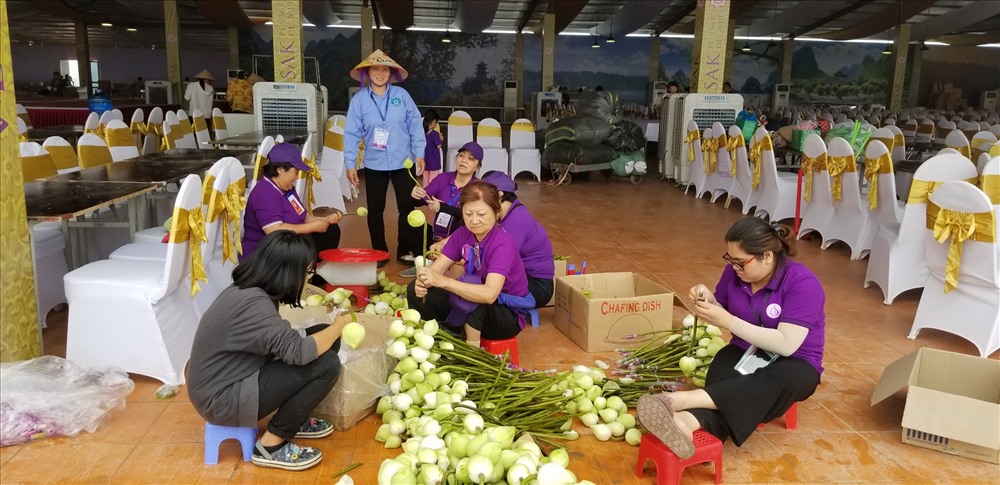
[
  {"xmin": 184, "ymin": 69, "xmax": 215, "ymax": 121},
  {"xmin": 343, "ymin": 50, "xmax": 426, "ymax": 267},
  {"xmin": 227, "ymin": 71, "xmax": 254, "ymax": 114},
  {"xmin": 422, "ymin": 110, "xmax": 443, "ymax": 186}
]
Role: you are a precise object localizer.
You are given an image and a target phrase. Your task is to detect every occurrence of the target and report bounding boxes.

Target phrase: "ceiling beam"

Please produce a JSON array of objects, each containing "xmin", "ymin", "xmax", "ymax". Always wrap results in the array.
[
  {"xmin": 302, "ymin": 0, "xmax": 341, "ymax": 28},
  {"xmin": 655, "ymin": 1, "xmax": 696, "ymax": 36},
  {"xmin": 670, "ymin": 0, "xmax": 759, "ymax": 35},
  {"xmin": 909, "ymin": 3, "xmax": 1000, "ymax": 42},
  {"xmin": 785, "ymin": 0, "xmax": 867, "ymax": 39},
  {"xmin": 811, "ymin": 0, "xmax": 935, "ymax": 41},
  {"xmin": 596, "ymin": 0, "xmax": 673, "ymax": 39},
  {"xmin": 194, "ymin": 0, "xmax": 253, "ymax": 29},
  {"xmin": 516, "ymin": 0, "xmax": 541, "ymax": 33},
  {"xmin": 531, "ymin": 0, "xmax": 587, "ymax": 35},
  {"xmin": 373, "ymin": 0, "xmax": 413, "ymax": 31},
  {"xmin": 454, "ymin": 0, "xmax": 499, "ymax": 33},
  {"xmin": 934, "ymin": 31, "xmax": 1000, "ymax": 46},
  {"xmin": 30, "ymin": 0, "xmax": 102, "ymax": 23}
]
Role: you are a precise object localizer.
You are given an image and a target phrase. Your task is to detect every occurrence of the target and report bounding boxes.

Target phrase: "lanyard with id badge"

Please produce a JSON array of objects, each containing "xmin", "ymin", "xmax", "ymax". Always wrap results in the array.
[
  {"xmin": 370, "ymin": 87, "xmax": 391, "ymax": 151},
  {"xmin": 433, "ymin": 183, "xmax": 464, "ymax": 239},
  {"xmin": 733, "ymin": 290, "xmax": 779, "ymax": 375}
]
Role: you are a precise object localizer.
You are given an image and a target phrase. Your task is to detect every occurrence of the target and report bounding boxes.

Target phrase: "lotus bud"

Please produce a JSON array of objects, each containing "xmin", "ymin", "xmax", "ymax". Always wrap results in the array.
[
  {"xmin": 696, "ymin": 348, "xmax": 709, "ymax": 358},
  {"xmin": 617, "ymin": 413, "xmax": 636, "ymax": 429},
  {"xmin": 560, "ymin": 418, "xmax": 573, "ymax": 431},
  {"xmin": 594, "ymin": 359, "xmax": 610, "ymax": 370},
  {"xmin": 404, "ymin": 369, "xmax": 425, "ymax": 384},
  {"xmin": 593, "ymin": 397, "xmax": 607, "ymax": 411},
  {"xmin": 619, "ymin": 377, "xmax": 635, "ymax": 384},
  {"xmin": 707, "ymin": 343, "xmax": 723, "ymax": 356},
  {"xmin": 428, "ymin": 352, "xmax": 441, "ymax": 363},
  {"xmin": 355, "ymin": 206, "xmax": 368, "ymax": 217},
  {"xmin": 602, "ymin": 380, "xmax": 621, "ymax": 392},
  {"xmin": 599, "ymin": 408, "xmax": 619, "ymax": 424},
  {"xmin": 376, "ymin": 395, "xmax": 393, "ymax": 414},
  {"xmin": 580, "ymin": 412, "xmax": 599, "ymax": 427},
  {"xmin": 414, "ymin": 256, "xmax": 428, "ymax": 268},
  {"xmin": 375, "ymin": 423, "xmax": 391, "ymax": 442},
  {"xmin": 563, "ymin": 429, "xmax": 580, "ymax": 440},
  {"xmin": 575, "ymin": 374, "xmax": 594, "ymax": 388},
  {"xmin": 418, "ymin": 463, "xmax": 443, "ymax": 485},
  {"xmin": 403, "ymin": 326, "xmax": 415, "ymax": 338},
  {"xmin": 573, "ymin": 365, "xmax": 590, "ymax": 373},
  {"xmin": 448, "ymin": 432, "xmax": 470, "ymax": 458},
  {"xmin": 385, "ymin": 435, "xmax": 403, "ymax": 449},
  {"xmin": 693, "ymin": 376, "xmax": 706, "ymax": 387},
  {"xmin": 438, "ymin": 371, "xmax": 452, "ymax": 386},
  {"xmin": 423, "ymin": 319, "xmax": 439, "ymax": 336},
  {"xmin": 591, "ymin": 423, "xmax": 612, "ymax": 441},
  {"xmin": 609, "ymin": 421, "xmax": 626, "ymax": 437},
  {"xmin": 414, "ymin": 332, "xmax": 435, "ymax": 350},
  {"xmin": 607, "ymin": 396, "xmax": 626, "ymax": 413},
  {"xmin": 506, "ymin": 463, "xmax": 532, "ymax": 485},
  {"xmin": 387, "ymin": 340, "xmax": 408, "ymax": 359},
  {"xmin": 389, "ymin": 380, "xmax": 402, "ymax": 394},
  {"xmin": 363, "ymin": 304, "xmax": 377, "ymax": 315},
  {"xmin": 375, "ymin": 301, "xmax": 391, "ymax": 315},
  {"xmin": 679, "ymin": 356, "xmax": 698, "ymax": 376},
  {"xmin": 402, "ymin": 438, "xmax": 421, "ymax": 454},
  {"xmin": 466, "ymin": 432, "xmax": 489, "ymax": 456},
  {"xmin": 410, "ymin": 347, "xmax": 430, "ymax": 363},
  {"xmin": 419, "ymin": 361, "xmax": 435, "ymax": 373},
  {"xmin": 378, "ymin": 459, "xmax": 405, "ymax": 484},
  {"xmin": 500, "ymin": 449, "xmax": 521, "ymax": 471},
  {"xmin": 422, "ymin": 435, "xmax": 445, "ymax": 450},
  {"xmin": 586, "ymin": 386, "xmax": 602, "ymax": 401},
  {"xmin": 710, "ymin": 336, "xmax": 727, "ymax": 347},
  {"xmin": 698, "ymin": 337, "xmax": 711, "ymax": 347},
  {"xmin": 463, "ymin": 413, "xmax": 484, "ymax": 434},
  {"xmin": 431, "ymin": 403, "xmax": 453, "ymax": 421},
  {"xmin": 549, "ymin": 448, "xmax": 569, "ymax": 467},
  {"xmin": 575, "ymin": 397, "xmax": 593, "ymax": 414},
  {"xmin": 467, "ymin": 456, "xmax": 494, "ymax": 484},
  {"xmin": 683, "ymin": 313, "xmax": 696, "ymax": 327},
  {"xmin": 392, "ymin": 393, "xmax": 413, "ymax": 411},
  {"xmin": 406, "ymin": 209, "xmax": 426, "ymax": 228},
  {"xmin": 455, "ymin": 457, "xmax": 471, "ymax": 483},
  {"xmin": 404, "ymin": 158, "xmax": 414, "ymax": 169},
  {"xmin": 439, "ymin": 341, "xmax": 454, "ymax": 351},
  {"xmin": 537, "ymin": 462, "xmax": 576, "ymax": 485},
  {"xmin": 705, "ymin": 324, "xmax": 722, "ymax": 337},
  {"xmin": 625, "ymin": 428, "xmax": 643, "ymax": 445}
]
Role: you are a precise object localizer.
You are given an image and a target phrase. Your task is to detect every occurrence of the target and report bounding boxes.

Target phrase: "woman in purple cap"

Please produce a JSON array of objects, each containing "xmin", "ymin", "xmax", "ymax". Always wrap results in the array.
[
  {"xmin": 636, "ymin": 217, "xmax": 825, "ymax": 459},
  {"xmin": 408, "ymin": 182, "xmax": 533, "ymax": 347},
  {"xmin": 401, "ymin": 141, "xmax": 483, "ymax": 278},
  {"xmin": 479, "ymin": 170, "xmax": 555, "ymax": 308},
  {"xmin": 242, "ymin": 143, "xmax": 342, "ymax": 262}
]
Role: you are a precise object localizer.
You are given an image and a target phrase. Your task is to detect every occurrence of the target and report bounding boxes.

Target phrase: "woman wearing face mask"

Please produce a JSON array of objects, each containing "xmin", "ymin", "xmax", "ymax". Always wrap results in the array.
[
  {"xmin": 344, "ymin": 50, "xmax": 425, "ymax": 267},
  {"xmin": 637, "ymin": 217, "xmax": 825, "ymax": 459},
  {"xmin": 406, "ymin": 182, "xmax": 534, "ymax": 347}
]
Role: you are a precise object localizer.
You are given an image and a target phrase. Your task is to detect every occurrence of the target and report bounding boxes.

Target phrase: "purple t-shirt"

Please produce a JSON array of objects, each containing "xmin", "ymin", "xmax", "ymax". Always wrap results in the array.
[
  {"xmin": 423, "ymin": 172, "xmax": 476, "ymax": 240},
  {"xmin": 714, "ymin": 259, "xmax": 826, "ymax": 375},
  {"xmin": 442, "ymin": 224, "xmax": 529, "ymax": 300},
  {"xmin": 499, "ymin": 201, "xmax": 555, "ymax": 280},
  {"xmin": 241, "ymin": 178, "xmax": 307, "ymax": 261},
  {"xmin": 424, "ymin": 130, "xmax": 443, "ymax": 171}
]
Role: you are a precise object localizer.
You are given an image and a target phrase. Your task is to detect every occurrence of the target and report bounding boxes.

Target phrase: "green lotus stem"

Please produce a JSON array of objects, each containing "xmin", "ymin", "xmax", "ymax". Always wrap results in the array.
[{"xmin": 331, "ymin": 462, "xmax": 362, "ymax": 479}]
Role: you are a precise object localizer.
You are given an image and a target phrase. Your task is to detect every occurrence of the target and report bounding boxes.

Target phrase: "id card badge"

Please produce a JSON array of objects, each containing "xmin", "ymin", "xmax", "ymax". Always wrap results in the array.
[
  {"xmin": 733, "ymin": 345, "xmax": 779, "ymax": 375},
  {"xmin": 287, "ymin": 193, "xmax": 306, "ymax": 216},
  {"xmin": 434, "ymin": 211, "xmax": 453, "ymax": 230},
  {"xmin": 372, "ymin": 126, "xmax": 390, "ymax": 151}
]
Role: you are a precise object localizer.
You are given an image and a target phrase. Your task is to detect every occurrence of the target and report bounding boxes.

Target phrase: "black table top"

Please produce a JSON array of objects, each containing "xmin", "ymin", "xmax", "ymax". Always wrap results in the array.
[
  {"xmin": 25, "ymin": 180, "xmax": 159, "ymax": 221},
  {"xmin": 209, "ymin": 130, "xmax": 309, "ymax": 147},
  {"xmin": 46, "ymin": 160, "xmax": 216, "ymax": 185},
  {"xmin": 26, "ymin": 125, "xmax": 85, "ymax": 141},
  {"xmin": 133, "ymin": 148, "xmax": 255, "ymax": 165}
]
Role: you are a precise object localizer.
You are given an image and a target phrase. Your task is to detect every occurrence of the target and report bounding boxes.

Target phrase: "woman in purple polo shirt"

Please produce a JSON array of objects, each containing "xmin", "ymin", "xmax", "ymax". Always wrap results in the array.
[
  {"xmin": 637, "ymin": 217, "xmax": 825, "ymax": 459},
  {"xmin": 242, "ymin": 143, "xmax": 342, "ymax": 262},
  {"xmin": 408, "ymin": 182, "xmax": 533, "ymax": 346}
]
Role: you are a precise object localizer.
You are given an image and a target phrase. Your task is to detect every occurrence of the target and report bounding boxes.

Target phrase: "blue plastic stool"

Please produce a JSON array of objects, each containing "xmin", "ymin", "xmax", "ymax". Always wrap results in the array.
[
  {"xmin": 529, "ymin": 308, "xmax": 540, "ymax": 327},
  {"xmin": 204, "ymin": 422, "xmax": 256, "ymax": 464}
]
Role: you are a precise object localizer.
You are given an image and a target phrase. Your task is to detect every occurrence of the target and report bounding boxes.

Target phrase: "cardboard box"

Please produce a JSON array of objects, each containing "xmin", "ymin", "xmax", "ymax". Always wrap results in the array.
[
  {"xmin": 554, "ymin": 272, "xmax": 679, "ymax": 352},
  {"xmin": 278, "ymin": 284, "xmax": 330, "ymax": 327},
  {"xmin": 871, "ymin": 348, "xmax": 1000, "ymax": 464},
  {"xmin": 547, "ymin": 258, "xmax": 569, "ymax": 307}
]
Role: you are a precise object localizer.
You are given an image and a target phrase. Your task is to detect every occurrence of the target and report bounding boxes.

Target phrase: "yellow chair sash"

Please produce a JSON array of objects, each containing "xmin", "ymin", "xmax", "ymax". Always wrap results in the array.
[
  {"xmin": 990, "ymin": 143, "xmax": 1000, "ymax": 157},
  {"xmin": 870, "ymin": 136, "xmax": 894, "ymax": 153},
  {"xmin": 193, "ymin": 117, "xmax": 208, "ymax": 133},
  {"xmin": 864, "ymin": 152, "xmax": 893, "ymax": 210},
  {"xmin": 800, "ymin": 153, "xmax": 828, "ymax": 202},
  {"xmin": 213, "ymin": 116, "xmax": 227, "ymax": 132},
  {"xmin": 46, "ymin": 145, "xmax": 78, "ymax": 170},
  {"xmin": 147, "ymin": 121, "xmax": 163, "ymax": 137},
  {"xmin": 208, "ymin": 179, "xmax": 246, "ymax": 264},
  {"xmin": 685, "ymin": 129, "xmax": 700, "ymax": 162},
  {"xmin": 169, "ymin": 207, "xmax": 208, "ymax": 297},
  {"xmin": 981, "ymin": 174, "xmax": 999, "ymax": 204},
  {"xmin": 925, "ymin": 201, "xmax": 996, "ymax": 293},
  {"xmin": 18, "ymin": 132, "xmax": 28, "ymax": 142},
  {"xmin": 17, "ymin": 112, "xmax": 31, "ymax": 128},
  {"xmin": 78, "ymin": 145, "xmax": 113, "ymax": 168},
  {"xmin": 324, "ymin": 129, "xmax": 344, "ymax": 151},
  {"xmin": 701, "ymin": 136, "xmax": 719, "ymax": 174},
  {"xmin": 105, "ymin": 127, "xmax": 136, "ymax": 148},
  {"xmin": 300, "ymin": 154, "xmax": 322, "ymax": 212},
  {"xmin": 83, "ymin": 126, "xmax": 101, "ymax": 136},
  {"xmin": 21, "ymin": 154, "xmax": 57, "ymax": 182},
  {"xmin": 948, "ymin": 143, "xmax": 971, "ymax": 159},
  {"xmin": 893, "ymin": 133, "xmax": 905, "ymax": 150},
  {"xmin": 252, "ymin": 153, "xmax": 266, "ymax": 181},
  {"xmin": 748, "ymin": 135, "xmax": 771, "ymax": 190},
  {"xmin": 178, "ymin": 118, "xmax": 194, "ymax": 137},
  {"xmin": 130, "ymin": 121, "xmax": 148, "ymax": 136},
  {"xmin": 512, "ymin": 122, "xmax": 533, "ymax": 132},
  {"xmin": 726, "ymin": 134, "xmax": 745, "ymax": 177},
  {"xmin": 825, "ymin": 155, "xmax": 854, "ymax": 201},
  {"xmin": 324, "ymin": 119, "xmax": 333, "ymax": 132},
  {"xmin": 449, "ymin": 117, "xmax": 473, "ymax": 127},
  {"xmin": 906, "ymin": 177, "xmax": 979, "ymax": 204},
  {"xmin": 478, "ymin": 126, "xmax": 502, "ymax": 139}
]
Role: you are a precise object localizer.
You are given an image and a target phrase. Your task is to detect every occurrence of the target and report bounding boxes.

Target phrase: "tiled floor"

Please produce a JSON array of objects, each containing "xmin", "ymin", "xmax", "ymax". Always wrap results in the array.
[{"xmin": 4, "ymin": 173, "xmax": 998, "ymax": 484}]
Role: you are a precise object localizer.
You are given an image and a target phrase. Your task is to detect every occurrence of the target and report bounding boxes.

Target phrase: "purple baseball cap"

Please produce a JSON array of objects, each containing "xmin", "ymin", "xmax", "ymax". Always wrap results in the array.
[
  {"xmin": 458, "ymin": 141, "xmax": 484, "ymax": 162},
  {"xmin": 267, "ymin": 143, "xmax": 310, "ymax": 171},
  {"xmin": 481, "ymin": 171, "xmax": 517, "ymax": 194}
]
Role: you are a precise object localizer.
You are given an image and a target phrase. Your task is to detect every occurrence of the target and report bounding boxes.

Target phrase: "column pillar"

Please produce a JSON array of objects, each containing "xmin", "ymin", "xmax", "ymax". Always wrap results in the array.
[
  {"xmin": 374, "ymin": 27, "xmax": 383, "ymax": 52},
  {"xmin": 724, "ymin": 20, "xmax": 735, "ymax": 87},
  {"xmin": 361, "ymin": 6, "xmax": 374, "ymax": 59},
  {"xmin": 228, "ymin": 27, "xmax": 239, "ymax": 69},
  {"xmin": 541, "ymin": 13, "xmax": 554, "ymax": 92},
  {"xmin": 907, "ymin": 44, "xmax": 923, "ymax": 108},
  {"xmin": 0, "ymin": 0, "xmax": 42, "ymax": 361},
  {"xmin": 74, "ymin": 21, "xmax": 91, "ymax": 96},
  {"xmin": 272, "ymin": 0, "xmax": 304, "ymax": 82},
  {"xmin": 649, "ymin": 35, "xmax": 660, "ymax": 100},
  {"xmin": 780, "ymin": 39, "xmax": 793, "ymax": 84},
  {"xmin": 163, "ymin": 0, "xmax": 182, "ymax": 102},
  {"xmin": 515, "ymin": 32, "xmax": 524, "ymax": 110},
  {"xmin": 888, "ymin": 24, "xmax": 911, "ymax": 113},
  {"xmin": 691, "ymin": 0, "xmax": 730, "ymax": 93}
]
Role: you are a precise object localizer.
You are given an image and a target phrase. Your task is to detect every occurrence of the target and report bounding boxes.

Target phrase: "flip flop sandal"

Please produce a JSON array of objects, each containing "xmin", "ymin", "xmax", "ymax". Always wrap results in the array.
[{"xmin": 637, "ymin": 394, "xmax": 695, "ymax": 459}]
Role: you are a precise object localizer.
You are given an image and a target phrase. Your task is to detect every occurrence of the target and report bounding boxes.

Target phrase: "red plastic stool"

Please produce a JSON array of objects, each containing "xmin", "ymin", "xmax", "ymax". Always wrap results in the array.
[
  {"xmin": 635, "ymin": 429, "xmax": 723, "ymax": 485},
  {"xmin": 480, "ymin": 337, "xmax": 518, "ymax": 367},
  {"xmin": 757, "ymin": 402, "xmax": 798, "ymax": 430}
]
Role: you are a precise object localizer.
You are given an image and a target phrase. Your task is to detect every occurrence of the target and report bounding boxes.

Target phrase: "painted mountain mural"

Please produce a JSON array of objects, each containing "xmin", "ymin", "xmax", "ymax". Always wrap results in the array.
[{"xmin": 790, "ymin": 43, "xmax": 890, "ymax": 105}]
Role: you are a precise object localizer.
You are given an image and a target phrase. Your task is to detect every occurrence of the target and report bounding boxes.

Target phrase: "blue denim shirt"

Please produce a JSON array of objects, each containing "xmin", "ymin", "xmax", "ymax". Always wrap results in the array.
[{"xmin": 343, "ymin": 85, "xmax": 425, "ymax": 172}]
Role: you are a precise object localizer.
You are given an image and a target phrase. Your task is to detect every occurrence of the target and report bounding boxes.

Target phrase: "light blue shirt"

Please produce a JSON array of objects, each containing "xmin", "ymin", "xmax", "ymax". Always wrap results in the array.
[{"xmin": 344, "ymin": 85, "xmax": 425, "ymax": 172}]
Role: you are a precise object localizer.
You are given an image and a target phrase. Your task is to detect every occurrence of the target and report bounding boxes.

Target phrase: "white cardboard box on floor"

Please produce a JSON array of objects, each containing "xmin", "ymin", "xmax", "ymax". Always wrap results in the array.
[
  {"xmin": 553, "ymin": 272, "xmax": 678, "ymax": 352},
  {"xmin": 871, "ymin": 347, "xmax": 1000, "ymax": 464}
]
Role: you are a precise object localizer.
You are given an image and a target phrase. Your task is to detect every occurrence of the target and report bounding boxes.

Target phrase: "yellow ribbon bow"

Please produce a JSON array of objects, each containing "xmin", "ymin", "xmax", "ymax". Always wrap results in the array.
[
  {"xmin": 685, "ymin": 129, "xmax": 699, "ymax": 162},
  {"xmin": 825, "ymin": 155, "xmax": 854, "ymax": 201},
  {"xmin": 208, "ymin": 179, "xmax": 247, "ymax": 264},
  {"xmin": 727, "ymin": 134, "xmax": 745, "ymax": 177},
  {"xmin": 178, "ymin": 118, "xmax": 194, "ymax": 138},
  {"xmin": 301, "ymin": 154, "xmax": 322, "ymax": 212},
  {"xmin": 83, "ymin": 126, "xmax": 101, "ymax": 136},
  {"xmin": 130, "ymin": 121, "xmax": 148, "ymax": 150},
  {"xmin": 748, "ymin": 135, "xmax": 771, "ymax": 190},
  {"xmin": 864, "ymin": 152, "xmax": 893, "ymax": 210},
  {"xmin": 169, "ymin": 206, "xmax": 209, "ymax": 297},
  {"xmin": 800, "ymin": 153, "xmax": 828, "ymax": 202},
  {"xmin": 926, "ymin": 202, "xmax": 996, "ymax": 292},
  {"xmin": 701, "ymin": 136, "xmax": 719, "ymax": 174}
]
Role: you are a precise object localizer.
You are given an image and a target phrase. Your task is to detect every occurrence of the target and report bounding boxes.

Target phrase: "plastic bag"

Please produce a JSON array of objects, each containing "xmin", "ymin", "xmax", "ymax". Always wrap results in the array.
[
  {"xmin": 609, "ymin": 150, "xmax": 646, "ymax": 176},
  {"xmin": 314, "ymin": 342, "xmax": 395, "ymax": 430},
  {"xmin": 1, "ymin": 356, "xmax": 134, "ymax": 446},
  {"xmin": 735, "ymin": 111, "xmax": 759, "ymax": 143},
  {"xmin": 824, "ymin": 121, "xmax": 873, "ymax": 156}
]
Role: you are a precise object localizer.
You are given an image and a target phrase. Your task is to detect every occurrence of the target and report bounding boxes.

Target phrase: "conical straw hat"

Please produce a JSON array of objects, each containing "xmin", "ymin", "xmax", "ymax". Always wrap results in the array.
[
  {"xmin": 349, "ymin": 49, "xmax": 408, "ymax": 83},
  {"xmin": 193, "ymin": 69, "xmax": 215, "ymax": 81}
]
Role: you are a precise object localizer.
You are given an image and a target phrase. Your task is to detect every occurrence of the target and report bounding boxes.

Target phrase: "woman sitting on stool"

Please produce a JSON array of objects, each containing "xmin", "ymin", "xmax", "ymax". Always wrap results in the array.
[{"xmin": 406, "ymin": 182, "xmax": 533, "ymax": 346}]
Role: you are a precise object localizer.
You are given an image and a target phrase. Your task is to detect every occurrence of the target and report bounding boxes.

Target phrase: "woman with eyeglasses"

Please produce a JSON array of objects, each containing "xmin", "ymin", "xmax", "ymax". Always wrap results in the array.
[
  {"xmin": 407, "ymin": 182, "xmax": 534, "ymax": 348},
  {"xmin": 637, "ymin": 217, "xmax": 825, "ymax": 459},
  {"xmin": 187, "ymin": 231, "xmax": 351, "ymax": 471}
]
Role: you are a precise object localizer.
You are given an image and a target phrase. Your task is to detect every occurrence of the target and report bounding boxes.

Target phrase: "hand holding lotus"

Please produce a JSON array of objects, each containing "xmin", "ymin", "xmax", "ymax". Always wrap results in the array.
[
  {"xmin": 687, "ymin": 284, "xmax": 716, "ymax": 305},
  {"xmin": 426, "ymin": 196, "xmax": 442, "ymax": 212},
  {"xmin": 692, "ymin": 298, "xmax": 733, "ymax": 329},
  {"xmin": 417, "ymin": 267, "xmax": 442, "ymax": 289}
]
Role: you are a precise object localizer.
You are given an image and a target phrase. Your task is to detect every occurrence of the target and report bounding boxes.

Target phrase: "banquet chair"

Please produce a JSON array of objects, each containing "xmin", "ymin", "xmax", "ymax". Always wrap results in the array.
[
  {"xmin": 15, "ymin": 103, "xmax": 32, "ymax": 129},
  {"xmin": 109, "ymin": 109, "xmax": 124, "ymax": 122},
  {"xmin": 916, "ymin": 118, "xmax": 935, "ymax": 143},
  {"xmin": 163, "ymin": 111, "xmax": 184, "ymax": 150},
  {"xmin": 971, "ymin": 131, "xmax": 997, "ymax": 163},
  {"xmin": 20, "ymin": 142, "xmax": 56, "ymax": 183},
  {"xmin": 248, "ymin": 135, "xmax": 276, "ymax": 192},
  {"xmin": 191, "ymin": 109, "xmax": 212, "ymax": 148},
  {"xmin": 16, "ymin": 116, "xmax": 27, "ymax": 139},
  {"xmin": 692, "ymin": 127, "xmax": 715, "ymax": 199},
  {"xmin": 935, "ymin": 121, "xmax": 956, "ymax": 146},
  {"xmin": 313, "ymin": 121, "xmax": 348, "ymax": 212},
  {"xmin": 796, "ymin": 134, "xmax": 835, "ymax": 241},
  {"xmin": 909, "ymin": 180, "xmax": 998, "ymax": 357},
  {"xmin": 704, "ymin": 123, "xmax": 733, "ymax": 204},
  {"xmin": 446, "ymin": 110, "xmax": 474, "ymax": 172},
  {"xmin": 104, "ymin": 119, "xmax": 140, "ymax": 162},
  {"xmin": 275, "ymin": 134, "xmax": 285, "ymax": 143},
  {"xmin": 142, "ymin": 107, "xmax": 164, "ymax": 155},
  {"xmin": 295, "ymin": 133, "xmax": 323, "ymax": 213},
  {"xmin": 98, "ymin": 111, "xmax": 115, "ymax": 136},
  {"xmin": 212, "ymin": 108, "xmax": 228, "ymax": 141},
  {"xmin": 328, "ymin": 114, "xmax": 356, "ymax": 202},
  {"xmin": 477, "ymin": 117, "xmax": 508, "ymax": 176},
  {"xmin": 902, "ymin": 119, "xmax": 918, "ymax": 139},
  {"xmin": 21, "ymin": 142, "xmax": 68, "ymax": 328},
  {"xmin": 862, "ymin": 140, "xmax": 902, "ymax": 221},
  {"xmin": 864, "ymin": 154, "xmax": 978, "ymax": 304},
  {"xmin": 683, "ymin": 122, "xmax": 707, "ymax": 196},
  {"xmin": 76, "ymin": 133, "xmax": 113, "ymax": 169},
  {"xmin": 983, "ymin": 157, "xmax": 999, "ymax": 217},
  {"xmin": 752, "ymin": 128, "xmax": 798, "ymax": 222},
  {"xmin": 724, "ymin": 125, "xmax": 756, "ymax": 214},
  {"xmin": 944, "ymin": 130, "xmax": 972, "ymax": 159},
  {"xmin": 885, "ymin": 126, "xmax": 907, "ymax": 163},
  {"xmin": 821, "ymin": 138, "xmax": 873, "ymax": 260},
  {"xmin": 129, "ymin": 108, "xmax": 146, "ymax": 150},
  {"xmin": 64, "ymin": 174, "xmax": 204, "ymax": 385},
  {"xmin": 42, "ymin": 136, "xmax": 79, "ymax": 173},
  {"xmin": 509, "ymin": 118, "xmax": 541, "ymax": 181},
  {"xmin": 175, "ymin": 108, "xmax": 197, "ymax": 149},
  {"xmin": 883, "ymin": 117, "xmax": 895, "ymax": 126}
]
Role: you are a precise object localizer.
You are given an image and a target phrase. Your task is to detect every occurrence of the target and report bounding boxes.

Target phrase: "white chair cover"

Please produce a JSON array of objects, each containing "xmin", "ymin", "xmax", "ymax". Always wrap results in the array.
[
  {"xmin": 752, "ymin": 128, "xmax": 798, "ymax": 222},
  {"xmin": 329, "ymin": 115, "xmax": 356, "ymax": 202},
  {"xmin": 916, "ymin": 118, "xmax": 935, "ymax": 143},
  {"xmin": 478, "ymin": 148, "xmax": 509, "ymax": 178},
  {"xmin": 796, "ymin": 134, "xmax": 834, "ymax": 240},
  {"xmin": 109, "ymin": 109, "xmax": 124, "ymax": 122},
  {"xmin": 724, "ymin": 125, "xmax": 755, "ymax": 214},
  {"xmin": 684, "ymin": 123, "xmax": 708, "ymax": 197},
  {"xmin": 247, "ymin": 135, "xmax": 276, "ymax": 193},
  {"xmin": 476, "ymin": 117, "xmax": 508, "ymax": 176},
  {"xmin": 864, "ymin": 154, "xmax": 979, "ymax": 304},
  {"xmin": 821, "ymin": 138, "xmax": 873, "ymax": 260},
  {"xmin": 83, "ymin": 112, "xmax": 100, "ymax": 135},
  {"xmin": 313, "ymin": 121, "xmax": 348, "ymax": 212},
  {"xmin": 509, "ymin": 118, "xmax": 541, "ymax": 181},
  {"xmin": 909, "ymin": 180, "xmax": 998, "ymax": 357},
  {"xmin": 191, "ymin": 109, "xmax": 212, "ymax": 148},
  {"xmin": 944, "ymin": 129, "xmax": 972, "ymax": 159},
  {"xmin": 445, "ymin": 111, "xmax": 474, "ymax": 172},
  {"xmin": 477, "ymin": 117, "xmax": 503, "ymax": 148},
  {"xmin": 175, "ymin": 108, "xmax": 197, "ymax": 149},
  {"xmin": 76, "ymin": 133, "xmax": 113, "ymax": 168},
  {"xmin": 212, "ymin": 107, "xmax": 229, "ymax": 140},
  {"xmin": 15, "ymin": 103, "xmax": 31, "ymax": 129},
  {"xmin": 42, "ymin": 136, "xmax": 79, "ymax": 174},
  {"xmin": 863, "ymin": 140, "xmax": 903, "ymax": 225},
  {"xmin": 98, "ymin": 111, "xmax": 115, "ymax": 134},
  {"xmin": 704, "ymin": 123, "xmax": 733, "ymax": 203},
  {"xmin": 105, "ymin": 119, "xmax": 140, "ymax": 162},
  {"xmin": 64, "ymin": 174, "xmax": 203, "ymax": 385},
  {"xmin": 143, "ymin": 107, "xmax": 164, "ymax": 155}
]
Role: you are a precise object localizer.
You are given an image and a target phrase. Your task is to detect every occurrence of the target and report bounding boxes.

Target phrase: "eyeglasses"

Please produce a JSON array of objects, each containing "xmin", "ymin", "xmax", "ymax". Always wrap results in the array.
[{"xmin": 722, "ymin": 254, "xmax": 756, "ymax": 271}]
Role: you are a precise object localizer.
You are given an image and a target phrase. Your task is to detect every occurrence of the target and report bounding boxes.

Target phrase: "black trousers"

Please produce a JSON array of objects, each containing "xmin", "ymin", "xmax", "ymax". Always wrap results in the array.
[
  {"xmin": 527, "ymin": 276, "xmax": 553, "ymax": 309},
  {"xmin": 256, "ymin": 324, "xmax": 342, "ymax": 440},
  {"xmin": 688, "ymin": 343, "xmax": 820, "ymax": 446},
  {"xmin": 311, "ymin": 225, "xmax": 341, "ymax": 255},
  {"xmin": 406, "ymin": 283, "xmax": 522, "ymax": 340},
  {"xmin": 364, "ymin": 168, "xmax": 423, "ymax": 259}
]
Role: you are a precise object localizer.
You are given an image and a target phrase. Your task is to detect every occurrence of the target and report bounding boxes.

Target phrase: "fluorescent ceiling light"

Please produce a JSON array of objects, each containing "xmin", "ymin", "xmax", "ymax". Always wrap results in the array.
[
  {"xmin": 101, "ymin": 22, "xmax": 113, "ymax": 27},
  {"xmin": 979, "ymin": 43, "xmax": 1000, "ymax": 48},
  {"xmin": 126, "ymin": 28, "xmax": 137, "ymax": 32}
]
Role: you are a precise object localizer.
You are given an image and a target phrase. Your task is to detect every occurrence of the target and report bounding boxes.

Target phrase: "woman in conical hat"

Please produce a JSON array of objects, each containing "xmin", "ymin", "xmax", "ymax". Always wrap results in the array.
[
  {"xmin": 344, "ymin": 49, "xmax": 427, "ymax": 272},
  {"xmin": 184, "ymin": 68, "xmax": 215, "ymax": 120}
]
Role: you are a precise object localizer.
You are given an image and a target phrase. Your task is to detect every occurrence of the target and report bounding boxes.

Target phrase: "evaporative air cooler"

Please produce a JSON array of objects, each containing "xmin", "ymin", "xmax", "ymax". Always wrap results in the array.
[
  {"xmin": 658, "ymin": 93, "xmax": 744, "ymax": 184},
  {"xmin": 253, "ymin": 82, "xmax": 328, "ymax": 156}
]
